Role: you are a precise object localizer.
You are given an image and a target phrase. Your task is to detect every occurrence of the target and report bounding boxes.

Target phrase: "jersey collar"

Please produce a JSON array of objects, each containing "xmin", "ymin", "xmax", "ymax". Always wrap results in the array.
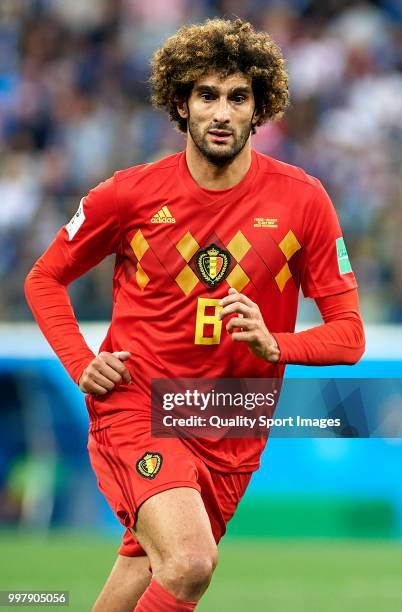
[{"xmin": 178, "ymin": 149, "xmax": 259, "ymax": 209}]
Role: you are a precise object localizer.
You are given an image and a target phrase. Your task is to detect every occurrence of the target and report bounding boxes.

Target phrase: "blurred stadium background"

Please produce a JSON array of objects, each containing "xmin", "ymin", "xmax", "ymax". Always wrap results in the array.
[{"xmin": 0, "ymin": 0, "xmax": 402, "ymax": 610}]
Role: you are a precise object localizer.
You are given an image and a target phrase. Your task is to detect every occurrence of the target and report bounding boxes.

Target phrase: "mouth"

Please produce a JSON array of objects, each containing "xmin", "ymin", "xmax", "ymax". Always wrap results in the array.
[{"xmin": 208, "ymin": 130, "xmax": 233, "ymax": 143}]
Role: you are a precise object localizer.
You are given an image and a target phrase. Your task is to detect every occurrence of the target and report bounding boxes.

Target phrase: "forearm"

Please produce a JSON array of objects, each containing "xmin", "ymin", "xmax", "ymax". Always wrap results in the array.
[
  {"xmin": 272, "ymin": 319, "xmax": 365, "ymax": 365},
  {"xmin": 25, "ymin": 263, "xmax": 96, "ymax": 383},
  {"xmin": 271, "ymin": 289, "xmax": 365, "ymax": 366}
]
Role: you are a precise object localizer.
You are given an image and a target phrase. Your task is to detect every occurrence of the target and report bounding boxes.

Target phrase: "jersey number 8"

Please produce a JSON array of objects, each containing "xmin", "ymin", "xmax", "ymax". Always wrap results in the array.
[{"xmin": 194, "ymin": 297, "xmax": 222, "ymax": 345}]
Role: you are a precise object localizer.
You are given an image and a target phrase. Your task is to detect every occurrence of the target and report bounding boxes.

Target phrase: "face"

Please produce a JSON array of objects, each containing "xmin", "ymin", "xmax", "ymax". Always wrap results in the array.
[{"xmin": 179, "ymin": 72, "xmax": 257, "ymax": 166}]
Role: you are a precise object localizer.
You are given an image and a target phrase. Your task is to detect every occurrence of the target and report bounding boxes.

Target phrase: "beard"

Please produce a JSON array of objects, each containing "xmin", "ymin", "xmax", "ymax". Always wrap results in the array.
[{"xmin": 188, "ymin": 117, "xmax": 252, "ymax": 167}]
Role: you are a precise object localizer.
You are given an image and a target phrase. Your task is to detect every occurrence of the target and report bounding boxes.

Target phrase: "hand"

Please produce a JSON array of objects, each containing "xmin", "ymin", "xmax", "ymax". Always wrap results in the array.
[
  {"xmin": 79, "ymin": 351, "xmax": 132, "ymax": 395},
  {"xmin": 218, "ymin": 288, "xmax": 280, "ymax": 363}
]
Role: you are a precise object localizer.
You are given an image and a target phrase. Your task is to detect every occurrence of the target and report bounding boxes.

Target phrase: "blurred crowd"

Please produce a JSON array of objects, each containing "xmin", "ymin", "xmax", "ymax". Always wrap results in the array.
[{"xmin": 1, "ymin": 0, "xmax": 401, "ymax": 322}]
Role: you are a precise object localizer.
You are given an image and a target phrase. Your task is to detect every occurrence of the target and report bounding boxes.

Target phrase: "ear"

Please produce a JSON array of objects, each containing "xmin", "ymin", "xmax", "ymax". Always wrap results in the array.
[
  {"xmin": 251, "ymin": 108, "xmax": 260, "ymax": 127},
  {"xmin": 176, "ymin": 97, "xmax": 189, "ymax": 119}
]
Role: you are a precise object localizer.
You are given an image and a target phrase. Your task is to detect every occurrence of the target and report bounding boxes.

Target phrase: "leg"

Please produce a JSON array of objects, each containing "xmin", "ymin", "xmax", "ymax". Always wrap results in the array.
[
  {"xmin": 134, "ymin": 487, "xmax": 218, "ymax": 603},
  {"xmin": 87, "ymin": 425, "xmax": 220, "ymax": 609},
  {"xmin": 92, "ymin": 555, "xmax": 151, "ymax": 612}
]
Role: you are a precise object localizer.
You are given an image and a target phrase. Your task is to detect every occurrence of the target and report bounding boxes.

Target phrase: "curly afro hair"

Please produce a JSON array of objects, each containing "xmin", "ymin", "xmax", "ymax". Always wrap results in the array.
[{"xmin": 150, "ymin": 18, "xmax": 289, "ymax": 134}]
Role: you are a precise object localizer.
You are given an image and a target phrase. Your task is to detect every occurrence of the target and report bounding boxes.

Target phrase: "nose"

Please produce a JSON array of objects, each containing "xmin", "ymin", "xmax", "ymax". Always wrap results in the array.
[{"xmin": 213, "ymin": 97, "xmax": 230, "ymax": 124}]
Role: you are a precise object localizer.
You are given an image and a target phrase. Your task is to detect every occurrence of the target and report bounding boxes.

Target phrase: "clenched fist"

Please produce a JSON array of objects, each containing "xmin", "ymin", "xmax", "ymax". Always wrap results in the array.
[{"xmin": 79, "ymin": 351, "xmax": 132, "ymax": 395}]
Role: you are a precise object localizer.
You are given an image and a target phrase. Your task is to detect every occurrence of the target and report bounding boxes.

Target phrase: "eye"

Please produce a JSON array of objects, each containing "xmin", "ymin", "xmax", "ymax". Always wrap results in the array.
[
  {"xmin": 200, "ymin": 92, "xmax": 213, "ymax": 101},
  {"xmin": 232, "ymin": 95, "xmax": 246, "ymax": 103}
]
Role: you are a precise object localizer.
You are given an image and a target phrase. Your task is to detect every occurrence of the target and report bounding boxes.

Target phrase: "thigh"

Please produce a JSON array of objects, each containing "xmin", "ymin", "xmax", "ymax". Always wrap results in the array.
[
  {"xmin": 133, "ymin": 487, "xmax": 217, "ymax": 567},
  {"xmin": 195, "ymin": 462, "xmax": 253, "ymax": 544},
  {"xmin": 117, "ymin": 458, "xmax": 252, "ymax": 557}
]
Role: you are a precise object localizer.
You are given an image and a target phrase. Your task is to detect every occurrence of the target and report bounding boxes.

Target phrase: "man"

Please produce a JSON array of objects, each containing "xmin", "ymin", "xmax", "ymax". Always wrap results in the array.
[{"xmin": 25, "ymin": 18, "xmax": 365, "ymax": 612}]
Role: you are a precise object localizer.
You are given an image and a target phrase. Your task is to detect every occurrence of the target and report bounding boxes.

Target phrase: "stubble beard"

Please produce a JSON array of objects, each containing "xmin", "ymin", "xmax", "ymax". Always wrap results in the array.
[{"xmin": 188, "ymin": 117, "xmax": 252, "ymax": 167}]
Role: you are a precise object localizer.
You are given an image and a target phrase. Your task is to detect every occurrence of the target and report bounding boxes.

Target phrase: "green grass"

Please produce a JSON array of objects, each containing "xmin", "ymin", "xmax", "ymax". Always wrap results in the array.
[{"xmin": 0, "ymin": 532, "xmax": 401, "ymax": 611}]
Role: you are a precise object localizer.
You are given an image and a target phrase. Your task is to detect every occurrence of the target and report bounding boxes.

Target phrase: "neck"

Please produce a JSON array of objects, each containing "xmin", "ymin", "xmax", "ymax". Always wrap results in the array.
[{"xmin": 185, "ymin": 136, "xmax": 252, "ymax": 190}]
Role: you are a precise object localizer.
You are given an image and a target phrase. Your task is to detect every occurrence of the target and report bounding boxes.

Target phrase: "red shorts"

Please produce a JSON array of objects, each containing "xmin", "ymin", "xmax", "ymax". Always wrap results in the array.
[{"xmin": 88, "ymin": 417, "xmax": 252, "ymax": 557}]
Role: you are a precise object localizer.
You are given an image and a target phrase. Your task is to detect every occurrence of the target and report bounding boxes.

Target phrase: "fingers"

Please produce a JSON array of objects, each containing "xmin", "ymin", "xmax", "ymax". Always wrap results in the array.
[
  {"xmin": 218, "ymin": 301, "xmax": 253, "ymax": 321},
  {"xmin": 82, "ymin": 380, "xmax": 109, "ymax": 395},
  {"xmin": 107, "ymin": 353, "xmax": 132, "ymax": 383},
  {"xmin": 79, "ymin": 369, "xmax": 111, "ymax": 395},
  {"xmin": 91, "ymin": 371, "xmax": 116, "ymax": 391},
  {"xmin": 218, "ymin": 289, "xmax": 259, "ymax": 323},
  {"xmin": 113, "ymin": 351, "xmax": 131, "ymax": 361},
  {"xmin": 226, "ymin": 317, "xmax": 260, "ymax": 334},
  {"xmin": 79, "ymin": 351, "xmax": 132, "ymax": 395},
  {"xmin": 219, "ymin": 290, "xmax": 256, "ymax": 311},
  {"xmin": 231, "ymin": 330, "xmax": 256, "ymax": 343},
  {"xmin": 98, "ymin": 362, "xmax": 124, "ymax": 385}
]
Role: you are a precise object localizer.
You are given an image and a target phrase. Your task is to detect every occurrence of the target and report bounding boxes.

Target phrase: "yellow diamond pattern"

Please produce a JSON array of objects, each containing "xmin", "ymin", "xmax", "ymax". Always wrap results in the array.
[
  {"xmin": 226, "ymin": 264, "xmax": 250, "ymax": 292},
  {"xmin": 129, "ymin": 228, "xmax": 301, "ymax": 294},
  {"xmin": 136, "ymin": 263, "xmax": 150, "ymax": 290},
  {"xmin": 279, "ymin": 230, "xmax": 301, "ymax": 261},
  {"xmin": 227, "ymin": 231, "xmax": 251, "ymax": 262},
  {"xmin": 130, "ymin": 230, "xmax": 149, "ymax": 261},
  {"xmin": 176, "ymin": 231, "xmax": 200, "ymax": 263},
  {"xmin": 175, "ymin": 265, "xmax": 199, "ymax": 295},
  {"xmin": 275, "ymin": 263, "xmax": 292, "ymax": 292}
]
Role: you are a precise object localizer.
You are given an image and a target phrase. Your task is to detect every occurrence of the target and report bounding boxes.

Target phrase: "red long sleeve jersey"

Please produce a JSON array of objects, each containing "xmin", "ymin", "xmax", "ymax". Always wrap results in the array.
[{"xmin": 25, "ymin": 150, "xmax": 358, "ymax": 472}]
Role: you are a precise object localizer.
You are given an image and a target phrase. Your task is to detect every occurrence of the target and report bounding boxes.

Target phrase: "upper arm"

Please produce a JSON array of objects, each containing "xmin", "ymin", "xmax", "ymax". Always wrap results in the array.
[
  {"xmin": 314, "ymin": 288, "xmax": 363, "ymax": 323},
  {"xmin": 300, "ymin": 181, "xmax": 357, "ymax": 299},
  {"xmin": 29, "ymin": 175, "xmax": 121, "ymax": 286}
]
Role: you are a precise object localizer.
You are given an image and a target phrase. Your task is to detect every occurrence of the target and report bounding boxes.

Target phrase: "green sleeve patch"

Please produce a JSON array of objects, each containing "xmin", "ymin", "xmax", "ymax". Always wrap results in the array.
[{"xmin": 336, "ymin": 237, "xmax": 352, "ymax": 274}]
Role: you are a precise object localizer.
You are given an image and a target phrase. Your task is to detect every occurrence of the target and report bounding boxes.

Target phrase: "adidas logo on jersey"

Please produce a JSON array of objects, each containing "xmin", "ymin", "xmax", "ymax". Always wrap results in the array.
[{"xmin": 151, "ymin": 206, "xmax": 176, "ymax": 224}]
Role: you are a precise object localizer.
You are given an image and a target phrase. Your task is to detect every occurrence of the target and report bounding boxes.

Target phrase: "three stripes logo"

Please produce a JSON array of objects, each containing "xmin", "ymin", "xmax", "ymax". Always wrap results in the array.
[{"xmin": 151, "ymin": 205, "xmax": 176, "ymax": 224}]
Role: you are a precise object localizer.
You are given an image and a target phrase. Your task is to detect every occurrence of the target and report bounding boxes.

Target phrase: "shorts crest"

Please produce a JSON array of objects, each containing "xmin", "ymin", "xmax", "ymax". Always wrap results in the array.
[{"xmin": 136, "ymin": 452, "xmax": 163, "ymax": 479}]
